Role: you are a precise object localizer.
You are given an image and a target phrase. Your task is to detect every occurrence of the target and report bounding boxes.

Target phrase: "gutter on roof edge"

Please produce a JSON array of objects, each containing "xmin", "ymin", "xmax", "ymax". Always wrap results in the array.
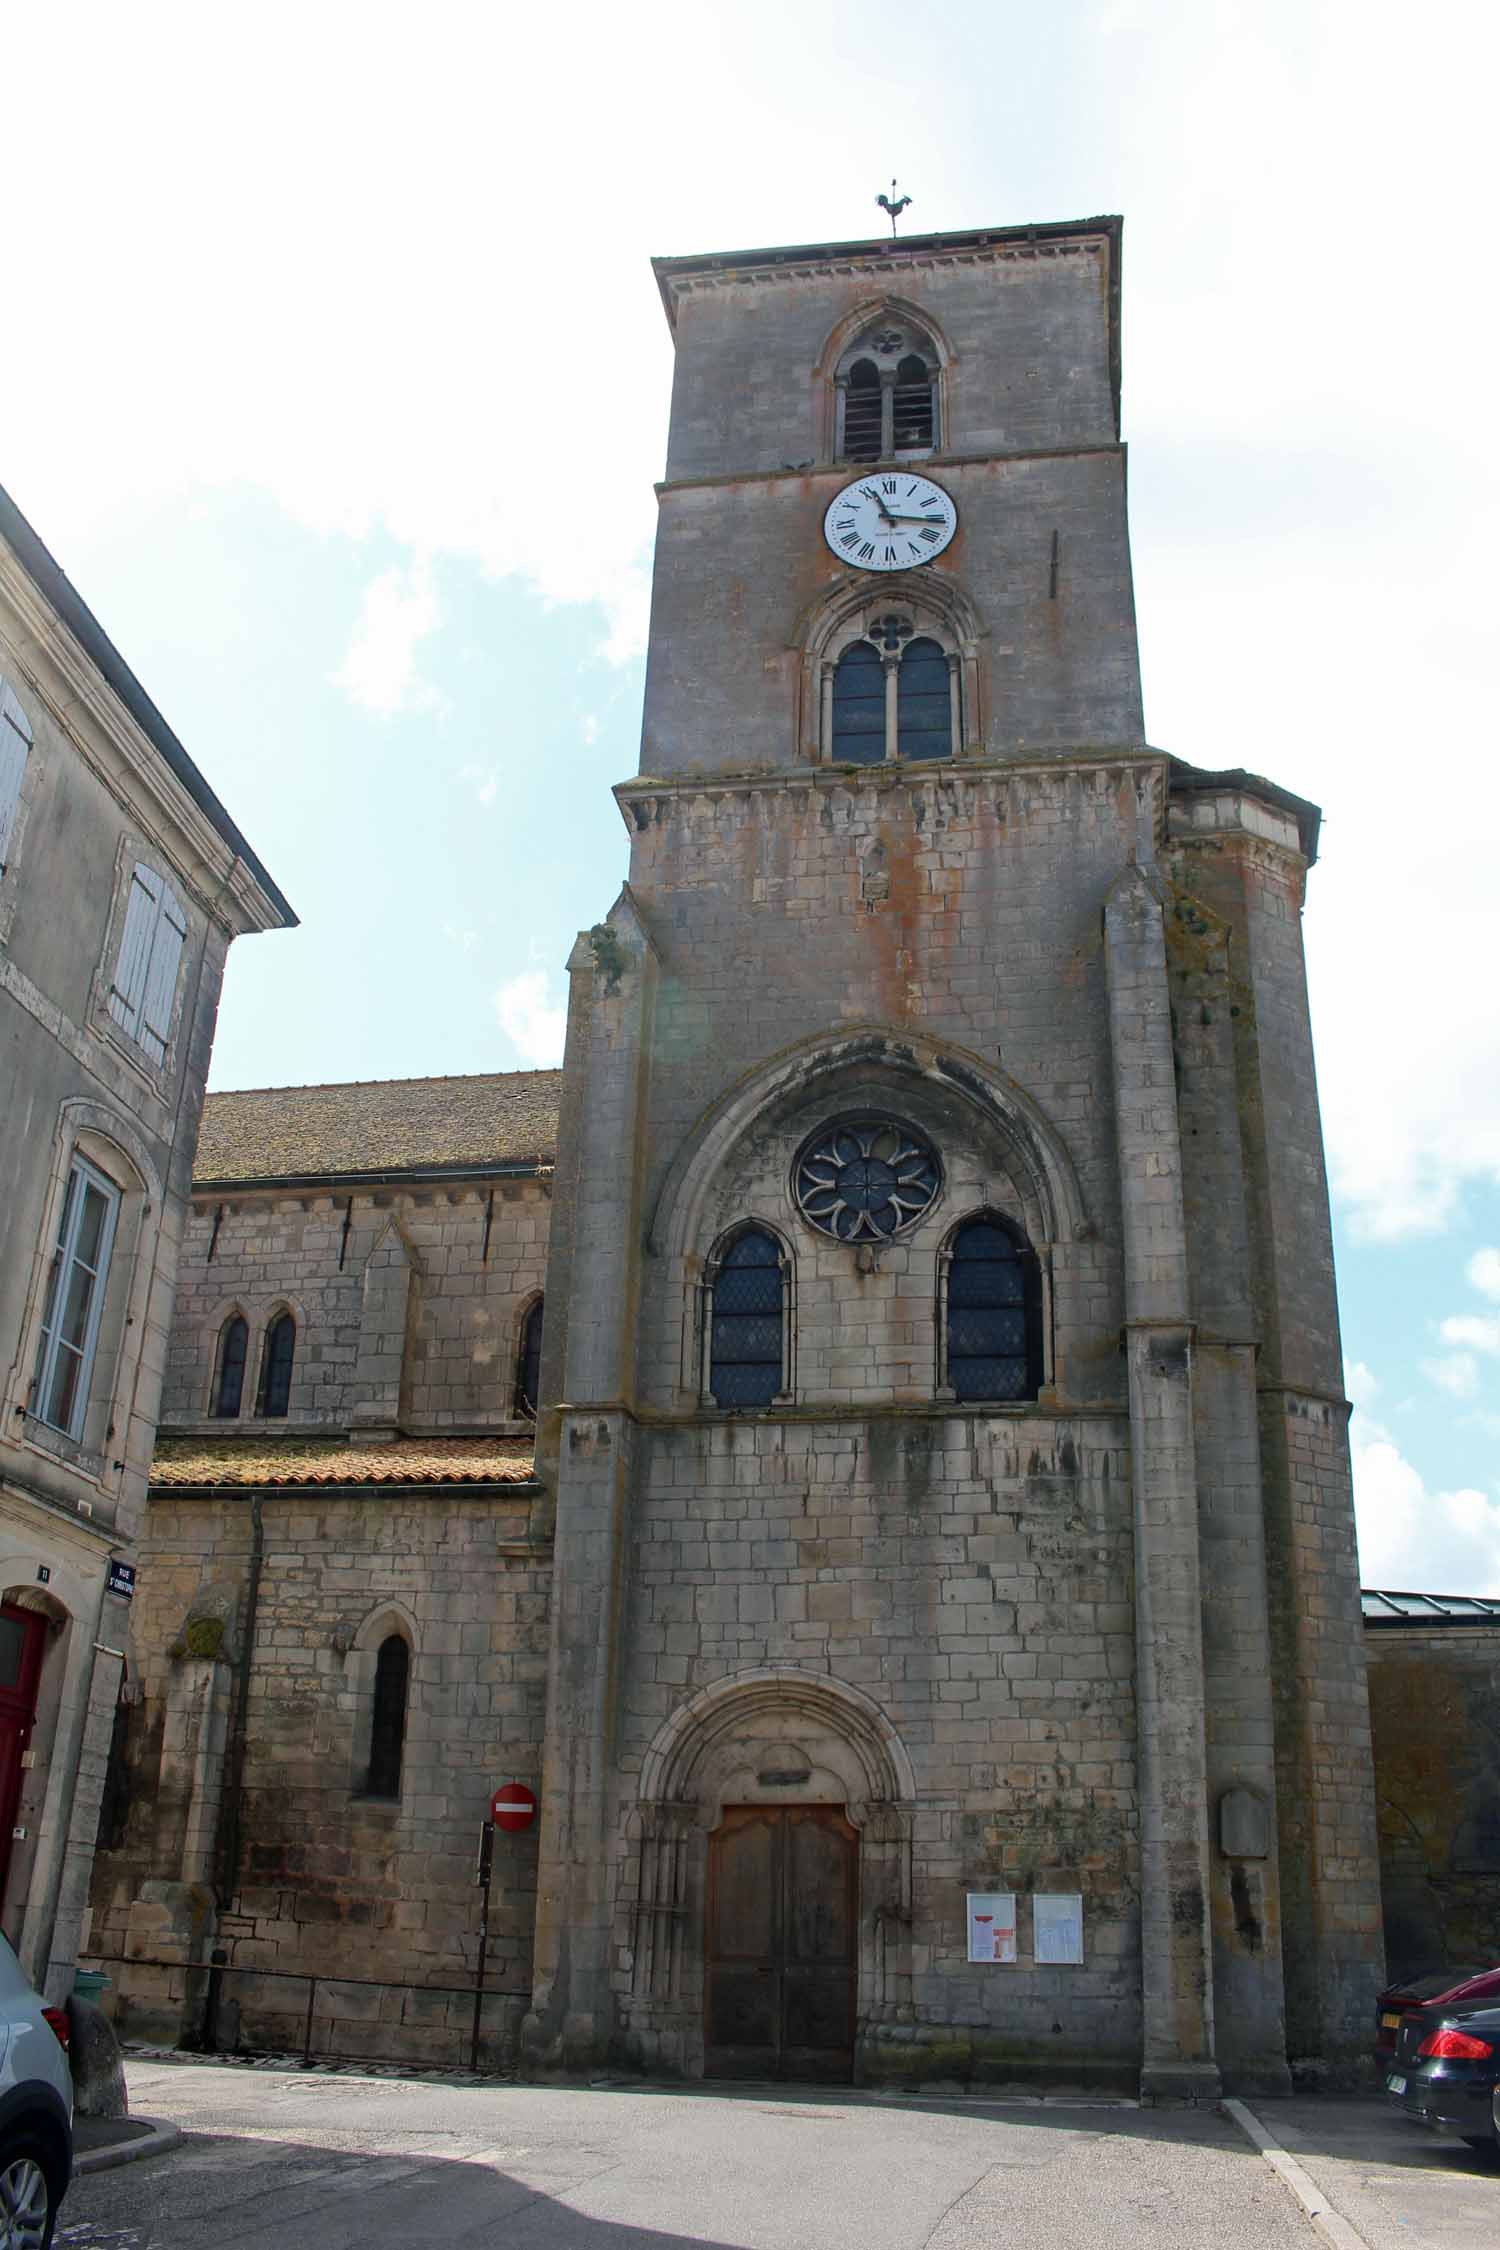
[{"xmin": 190, "ymin": 1158, "xmax": 554, "ymax": 1194}]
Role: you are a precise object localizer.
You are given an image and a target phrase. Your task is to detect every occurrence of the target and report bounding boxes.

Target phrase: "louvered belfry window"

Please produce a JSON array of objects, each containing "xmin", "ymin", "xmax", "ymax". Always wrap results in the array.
[
  {"xmin": 213, "ymin": 1315, "xmax": 249, "ymax": 1418},
  {"xmin": 946, "ymin": 1216, "xmax": 1041, "ymax": 1403},
  {"xmin": 710, "ymin": 1230, "xmax": 784, "ymax": 1408},
  {"xmin": 842, "ymin": 359, "xmax": 883, "ymax": 462},
  {"xmin": 893, "ymin": 354, "xmax": 935, "ymax": 449},
  {"xmin": 257, "ymin": 1312, "xmax": 296, "ymax": 1418}
]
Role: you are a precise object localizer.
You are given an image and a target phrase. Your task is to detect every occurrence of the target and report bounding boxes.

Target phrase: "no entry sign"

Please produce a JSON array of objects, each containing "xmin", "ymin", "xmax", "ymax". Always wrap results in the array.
[{"xmin": 490, "ymin": 1782, "xmax": 537, "ymax": 1833}]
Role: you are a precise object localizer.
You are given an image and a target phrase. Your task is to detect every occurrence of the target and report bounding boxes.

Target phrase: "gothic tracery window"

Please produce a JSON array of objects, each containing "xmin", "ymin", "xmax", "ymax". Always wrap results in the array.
[
  {"xmin": 834, "ymin": 318, "xmax": 940, "ymax": 463},
  {"xmin": 794, "ymin": 1119, "xmax": 941, "ymax": 1243},
  {"xmin": 828, "ymin": 614, "xmax": 959, "ymax": 764}
]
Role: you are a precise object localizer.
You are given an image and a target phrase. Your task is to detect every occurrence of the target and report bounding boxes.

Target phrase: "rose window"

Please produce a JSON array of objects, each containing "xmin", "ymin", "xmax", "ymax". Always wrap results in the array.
[{"xmin": 794, "ymin": 1118, "xmax": 941, "ymax": 1242}]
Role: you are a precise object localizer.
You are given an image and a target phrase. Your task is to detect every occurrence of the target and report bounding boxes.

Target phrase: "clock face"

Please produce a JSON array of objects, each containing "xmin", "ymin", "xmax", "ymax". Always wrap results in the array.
[{"xmin": 823, "ymin": 473, "xmax": 957, "ymax": 573}]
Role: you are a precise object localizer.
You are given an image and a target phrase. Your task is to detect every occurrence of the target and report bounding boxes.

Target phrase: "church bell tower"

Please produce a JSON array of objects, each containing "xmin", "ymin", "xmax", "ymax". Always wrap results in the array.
[{"xmin": 524, "ymin": 217, "xmax": 1383, "ymax": 2095}]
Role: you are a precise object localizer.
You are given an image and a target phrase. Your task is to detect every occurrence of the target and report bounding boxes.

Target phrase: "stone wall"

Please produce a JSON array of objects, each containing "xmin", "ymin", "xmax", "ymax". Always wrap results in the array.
[
  {"xmin": 90, "ymin": 1481, "xmax": 549, "ymax": 2067},
  {"xmin": 160, "ymin": 1181, "xmax": 550, "ymax": 1432},
  {"xmin": 1365, "ymin": 1624, "xmax": 1500, "ymax": 1979}
]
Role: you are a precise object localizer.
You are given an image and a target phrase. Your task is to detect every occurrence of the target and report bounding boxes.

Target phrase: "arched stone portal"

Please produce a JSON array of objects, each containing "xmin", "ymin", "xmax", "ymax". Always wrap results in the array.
[{"xmin": 616, "ymin": 1668, "xmax": 915, "ymax": 2079}]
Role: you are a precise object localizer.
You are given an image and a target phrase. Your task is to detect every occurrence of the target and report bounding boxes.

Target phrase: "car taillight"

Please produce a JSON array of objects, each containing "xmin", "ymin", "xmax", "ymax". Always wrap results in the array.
[
  {"xmin": 40, "ymin": 2006, "xmax": 69, "ymax": 2051},
  {"xmin": 1416, "ymin": 2027, "xmax": 1494, "ymax": 2060}
]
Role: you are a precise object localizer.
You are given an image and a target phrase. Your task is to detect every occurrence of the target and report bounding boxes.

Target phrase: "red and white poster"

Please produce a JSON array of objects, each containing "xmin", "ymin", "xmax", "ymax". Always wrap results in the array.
[{"xmin": 966, "ymin": 1891, "xmax": 1018, "ymax": 1963}]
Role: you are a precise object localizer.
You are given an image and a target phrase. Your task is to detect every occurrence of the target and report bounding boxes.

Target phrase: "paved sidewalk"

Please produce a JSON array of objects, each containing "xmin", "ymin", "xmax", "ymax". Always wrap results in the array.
[
  {"xmin": 1247, "ymin": 2097, "xmax": 1500, "ymax": 2250},
  {"xmin": 59, "ymin": 2058, "xmax": 1323, "ymax": 2250},
  {"xmin": 74, "ymin": 2115, "xmax": 182, "ymax": 2174}
]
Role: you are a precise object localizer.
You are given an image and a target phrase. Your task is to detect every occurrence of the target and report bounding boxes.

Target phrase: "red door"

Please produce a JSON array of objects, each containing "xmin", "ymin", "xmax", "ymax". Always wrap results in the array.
[
  {"xmin": 0, "ymin": 1606, "xmax": 47, "ymax": 1907},
  {"xmin": 705, "ymin": 1805, "xmax": 858, "ymax": 2082}
]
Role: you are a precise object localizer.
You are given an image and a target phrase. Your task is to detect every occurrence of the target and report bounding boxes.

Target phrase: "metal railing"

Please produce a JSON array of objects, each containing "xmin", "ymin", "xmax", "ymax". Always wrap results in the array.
[{"xmin": 81, "ymin": 1954, "xmax": 515, "ymax": 2075}]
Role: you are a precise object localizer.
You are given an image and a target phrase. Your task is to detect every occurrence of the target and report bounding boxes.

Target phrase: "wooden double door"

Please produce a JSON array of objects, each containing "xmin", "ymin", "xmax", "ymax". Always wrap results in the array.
[
  {"xmin": 705, "ymin": 1804, "xmax": 857, "ymax": 2082},
  {"xmin": 0, "ymin": 1605, "xmax": 46, "ymax": 1908}
]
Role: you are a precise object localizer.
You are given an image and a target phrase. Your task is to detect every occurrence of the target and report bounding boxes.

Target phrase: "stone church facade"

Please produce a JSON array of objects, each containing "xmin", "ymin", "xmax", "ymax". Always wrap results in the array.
[{"xmin": 88, "ymin": 216, "xmax": 1384, "ymax": 2095}]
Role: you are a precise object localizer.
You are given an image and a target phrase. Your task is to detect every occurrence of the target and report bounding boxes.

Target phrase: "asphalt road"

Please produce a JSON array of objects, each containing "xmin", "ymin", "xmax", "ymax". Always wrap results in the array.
[{"xmin": 57, "ymin": 2058, "xmax": 1324, "ymax": 2250}]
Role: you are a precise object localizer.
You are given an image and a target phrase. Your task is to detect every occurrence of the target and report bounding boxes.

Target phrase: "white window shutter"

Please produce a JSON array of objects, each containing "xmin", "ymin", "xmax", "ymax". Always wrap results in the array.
[
  {"xmin": 108, "ymin": 862, "xmax": 163, "ymax": 1039},
  {"xmin": 0, "ymin": 679, "xmax": 33, "ymax": 872},
  {"xmin": 139, "ymin": 880, "xmax": 187, "ymax": 1064}
]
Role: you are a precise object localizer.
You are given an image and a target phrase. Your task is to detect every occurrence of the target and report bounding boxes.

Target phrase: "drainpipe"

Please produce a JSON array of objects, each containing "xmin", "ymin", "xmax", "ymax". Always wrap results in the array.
[{"xmin": 213, "ymin": 1493, "xmax": 265, "ymax": 1912}]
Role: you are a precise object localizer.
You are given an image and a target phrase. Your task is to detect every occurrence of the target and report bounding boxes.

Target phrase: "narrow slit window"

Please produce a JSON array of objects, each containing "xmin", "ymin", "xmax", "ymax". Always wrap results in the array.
[
  {"xmin": 517, "ymin": 1297, "xmax": 544, "ymax": 1419},
  {"xmin": 257, "ymin": 1312, "xmax": 295, "ymax": 1419},
  {"xmin": 213, "ymin": 1315, "xmax": 249, "ymax": 1418},
  {"xmin": 366, "ymin": 1634, "xmax": 409, "ymax": 1799},
  {"xmin": 896, "ymin": 637, "xmax": 952, "ymax": 759},
  {"xmin": 830, "ymin": 641, "xmax": 886, "ymax": 764},
  {"xmin": 710, "ymin": 1229, "xmax": 784, "ymax": 1408},
  {"xmin": 947, "ymin": 1217, "xmax": 1040, "ymax": 1403}
]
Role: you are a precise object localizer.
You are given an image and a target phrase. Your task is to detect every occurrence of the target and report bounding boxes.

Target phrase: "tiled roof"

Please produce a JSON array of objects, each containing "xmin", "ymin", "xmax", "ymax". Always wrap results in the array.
[
  {"xmin": 193, "ymin": 1071, "xmax": 562, "ymax": 1185},
  {"xmin": 151, "ymin": 1437, "xmax": 537, "ymax": 1488},
  {"xmin": 1362, "ymin": 1589, "xmax": 1500, "ymax": 1626}
]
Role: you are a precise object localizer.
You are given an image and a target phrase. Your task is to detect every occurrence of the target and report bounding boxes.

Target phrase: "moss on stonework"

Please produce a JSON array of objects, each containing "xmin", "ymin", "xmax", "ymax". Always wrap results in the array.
[{"xmin": 172, "ymin": 1617, "xmax": 226, "ymax": 1661}]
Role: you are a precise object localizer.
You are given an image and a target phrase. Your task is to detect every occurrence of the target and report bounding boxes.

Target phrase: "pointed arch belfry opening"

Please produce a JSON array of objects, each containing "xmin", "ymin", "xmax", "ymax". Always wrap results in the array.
[
  {"xmin": 814, "ymin": 297, "xmax": 952, "ymax": 466},
  {"xmin": 617, "ymin": 1668, "xmax": 916, "ymax": 2080}
]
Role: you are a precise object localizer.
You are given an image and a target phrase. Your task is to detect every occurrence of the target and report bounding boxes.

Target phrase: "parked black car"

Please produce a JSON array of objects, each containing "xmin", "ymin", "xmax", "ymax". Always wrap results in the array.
[
  {"xmin": 1375, "ymin": 1966, "xmax": 1500, "ymax": 2064},
  {"xmin": 1387, "ymin": 2000, "xmax": 1500, "ymax": 2150}
]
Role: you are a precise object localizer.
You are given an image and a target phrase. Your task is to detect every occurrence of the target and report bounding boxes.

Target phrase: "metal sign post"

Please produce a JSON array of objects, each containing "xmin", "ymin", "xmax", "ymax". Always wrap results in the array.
[
  {"xmin": 469, "ymin": 1819, "xmax": 495, "ymax": 2074},
  {"xmin": 469, "ymin": 1784, "xmax": 537, "ymax": 2074}
]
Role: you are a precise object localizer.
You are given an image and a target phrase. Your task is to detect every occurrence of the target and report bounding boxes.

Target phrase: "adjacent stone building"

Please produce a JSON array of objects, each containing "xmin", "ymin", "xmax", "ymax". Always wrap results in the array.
[
  {"xmin": 1363, "ymin": 1591, "xmax": 1500, "ymax": 1981},
  {"xmin": 90, "ymin": 215, "xmax": 1385, "ymax": 2092},
  {"xmin": 0, "ymin": 484, "xmax": 291, "ymax": 1999}
]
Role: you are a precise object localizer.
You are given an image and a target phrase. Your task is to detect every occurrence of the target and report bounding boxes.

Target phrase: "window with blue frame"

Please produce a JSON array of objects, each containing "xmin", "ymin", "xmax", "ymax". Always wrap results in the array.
[
  {"xmin": 709, "ymin": 1229, "xmax": 785, "ymax": 1408},
  {"xmin": 946, "ymin": 1216, "xmax": 1041, "ymax": 1403}
]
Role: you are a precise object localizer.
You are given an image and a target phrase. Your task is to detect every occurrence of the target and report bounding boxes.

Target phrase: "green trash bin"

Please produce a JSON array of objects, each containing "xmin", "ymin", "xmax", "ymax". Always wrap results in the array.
[{"xmin": 72, "ymin": 1969, "xmax": 110, "ymax": 2003}]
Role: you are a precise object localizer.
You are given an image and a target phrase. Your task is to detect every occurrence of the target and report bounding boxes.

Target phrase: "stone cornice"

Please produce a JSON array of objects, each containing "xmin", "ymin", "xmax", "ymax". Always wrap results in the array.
[{"xmin": 617, "ymin": 742, "xmax": 1168, "ymax": 819}]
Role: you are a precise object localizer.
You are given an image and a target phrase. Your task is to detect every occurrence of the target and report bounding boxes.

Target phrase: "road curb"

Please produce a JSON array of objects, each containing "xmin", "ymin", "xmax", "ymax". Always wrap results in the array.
[
  {"xmin": 74, "ymin": 2117, "xmax": 183, "ymax": 2175},
  {"xmin": 1222, "ymin": 2098, "xmax": 1372, "ymax": 2250}
]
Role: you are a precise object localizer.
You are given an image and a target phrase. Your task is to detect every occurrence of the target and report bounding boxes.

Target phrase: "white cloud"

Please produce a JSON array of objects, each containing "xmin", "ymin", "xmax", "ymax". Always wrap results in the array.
[
  {"xmin": 581, "ymin": 715, "xmax": 599, "ymax": 745},
  {"xmin": 459, "ymin": 764, "xmax": 498, "ymax": 809},
  {"xmin": 495, "ymin": 971, "xmax": 566, "ymax": 1067},
  {"xmin": 1439, "ymin": 1315, "xmax": 1500, "ymax": 1357},
  {"xmin": 1423, "ymin": 1353, "xmax": 1479, "ymax": 1399},
  {"xmin": 1353, "ymin": 1407, "xmax": 1500, "ymax": 1595},
  {"xmin": 1344, "ymin": 1359, "xmax": 1379, "ymax": 1411},
  {"xmin": 333, "ymin": 560, "xmax": 442, "ymax": 717},
  {"xmin": 1469, "ymin": 1249, "xmax": 1500, "ymax": 1303}
]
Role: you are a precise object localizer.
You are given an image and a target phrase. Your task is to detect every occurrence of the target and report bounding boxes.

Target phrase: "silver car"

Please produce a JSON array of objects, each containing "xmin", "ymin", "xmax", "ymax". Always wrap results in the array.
[{"xmin": 0, "ymin": 1936, "xmax": 72, "ymax": 2248}]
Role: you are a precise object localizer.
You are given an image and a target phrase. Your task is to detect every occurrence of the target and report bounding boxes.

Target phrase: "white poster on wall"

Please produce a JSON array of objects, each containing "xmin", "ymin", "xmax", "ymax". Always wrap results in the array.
[
  {"xmin": 966, "ymin": 1892, "xmax": 1018, "ymax": 1963},
  {"xmin": 1033, "ymin": 1892, "xmax": 1084, "ymax": 1965}
]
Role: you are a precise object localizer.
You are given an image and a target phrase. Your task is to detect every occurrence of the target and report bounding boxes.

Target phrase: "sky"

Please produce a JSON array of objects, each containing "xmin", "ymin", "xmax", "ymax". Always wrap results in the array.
[{"xmin": 5, "ymin": 0, "xmax": 1499, "ymax": 1591}]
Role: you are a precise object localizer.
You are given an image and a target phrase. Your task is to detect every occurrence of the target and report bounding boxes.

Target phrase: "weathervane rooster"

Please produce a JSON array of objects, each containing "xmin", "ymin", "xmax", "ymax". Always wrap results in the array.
[{"xmin": 876, "ymin": 179, "xmax": 912, "ymax": 238}]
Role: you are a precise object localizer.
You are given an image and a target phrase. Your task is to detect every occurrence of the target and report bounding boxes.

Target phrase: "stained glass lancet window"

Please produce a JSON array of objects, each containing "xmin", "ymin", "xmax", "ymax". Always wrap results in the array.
[
  {"xmin": 946, "ymin": 1216, "xmax": 1040, "ymax": 1402},
  {"xmin": 830, "ymin": 641, "xmax": 886, "ymax": 763},
  {"xmin": 897, "ymin": 637, "xmax": 952, "ymax": 759},
  {"xmin": 213, "ymin": 1315, "xmax": 248, "ymax": 1418},
  {"xmin": 257, "ymin": 1311, "xmax": 295, "ymax": 1419},
  {"xmin": 709, "ymin": 1230, "xmax": 784, "ymax": 1408}
]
